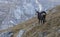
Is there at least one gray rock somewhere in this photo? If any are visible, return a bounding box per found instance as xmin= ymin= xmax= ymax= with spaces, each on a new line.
xmin=17 ymin=29 xmax=25 ymax=37
xmin=0 ymin=31 xmax=13 ymax=37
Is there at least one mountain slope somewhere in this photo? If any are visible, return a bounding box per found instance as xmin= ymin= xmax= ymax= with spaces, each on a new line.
xmin=0 ymin=5 xmax=60 ymax=37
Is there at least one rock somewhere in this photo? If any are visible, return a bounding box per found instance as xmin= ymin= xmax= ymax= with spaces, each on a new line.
xmin=0 ymin=31 xmax=13 ymax=37
xmin=17 ymin=29 xmax=25 ymax=37
xmin=38 ymin=32 xmax=44 ymax=37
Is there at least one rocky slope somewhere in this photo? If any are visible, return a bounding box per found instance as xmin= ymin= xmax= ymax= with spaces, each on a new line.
xmin=0 ymin=5 xmax=60 ymax=37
